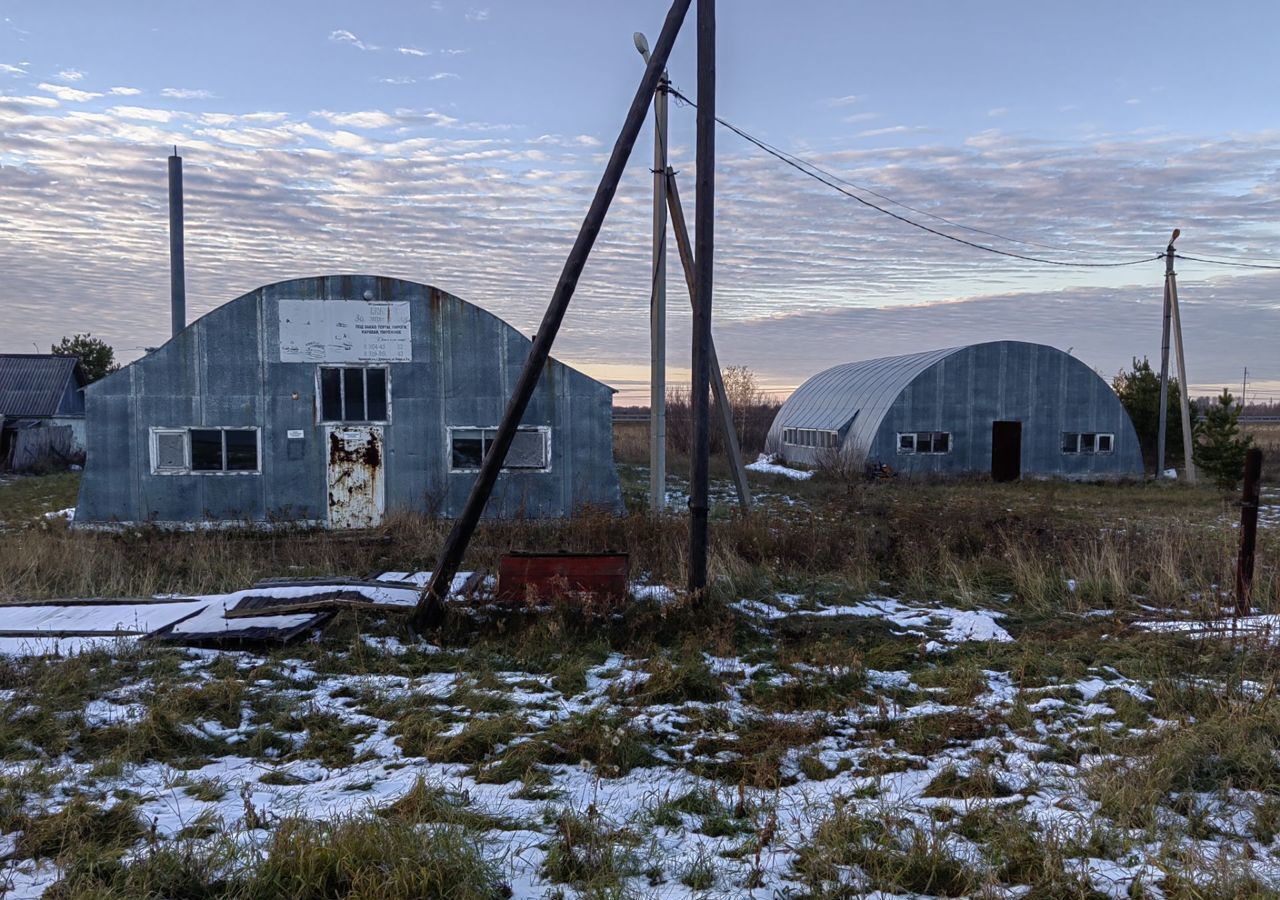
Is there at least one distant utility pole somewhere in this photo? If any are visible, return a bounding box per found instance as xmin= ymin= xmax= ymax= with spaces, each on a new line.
xmin=1157 ymin=233 xmax=1175 ymax=478
xmin=1242 ymin=366 xmax=1248 ymax=412
xmin=634 ymin=31 xmax=669 ymax=513
xmin=414 ymin=0 xmax=693 ymax=627
xmin=665 ymin=170 xmax=751 ymax=510
xmin=1158 ymin=230 xmax=1194 ymax=483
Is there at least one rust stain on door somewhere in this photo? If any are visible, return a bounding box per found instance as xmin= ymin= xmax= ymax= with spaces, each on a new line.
xmin=326 ymin=426 xmax=385 ymax=528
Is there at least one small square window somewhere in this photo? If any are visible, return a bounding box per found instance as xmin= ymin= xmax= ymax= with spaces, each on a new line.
xmin=451 ymin=431 xmax=485 ymax=469
xmin=899 ymin=433 xmax=916 ymax=453
xmin=1097 ymin=434 xmax=1114 ymax=453
xmin=1062 ymin=433 xmax=1079 ymax=454
xmin=320 ymin=369 xmax=343 ymax=421
xmin=190 ymin=429 xmax=223 ymax=471
xmin=933 ymin=432 xmax=950 ymax=453
xmin=508 ymin=429 xmax=549 ymax=469
xmin=1080 ymin=433 xmax=1097 ymax=453
xmin=224 ymin=430 xmax=258 ymax=471
xmin=365 ymin=369 xmax=388 ymax=421
xmin=155 ymin=431 xmax=187 ymax=471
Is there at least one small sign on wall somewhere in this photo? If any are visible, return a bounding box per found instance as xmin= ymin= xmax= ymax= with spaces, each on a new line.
xmin=278 ymin=300 xmax=412 ymax=363
xmin=287 ymin=429 xmax=305 ymax=440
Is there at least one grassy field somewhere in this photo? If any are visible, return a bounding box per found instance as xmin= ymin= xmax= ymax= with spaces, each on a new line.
xmin=0 ymin=461 xmax=1278 ymax=897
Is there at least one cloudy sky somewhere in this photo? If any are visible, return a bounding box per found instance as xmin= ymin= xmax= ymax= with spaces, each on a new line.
xmin=3 ymin=0 xmax=1279 ymax=403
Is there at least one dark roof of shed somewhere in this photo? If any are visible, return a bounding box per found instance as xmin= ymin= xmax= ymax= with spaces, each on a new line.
xmin=0 ymin=355 xmax=86 ymax=417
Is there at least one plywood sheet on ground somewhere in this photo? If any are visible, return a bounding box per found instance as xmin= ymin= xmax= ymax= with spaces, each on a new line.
xmin=0 ymin=601 xmax=208 ymax=636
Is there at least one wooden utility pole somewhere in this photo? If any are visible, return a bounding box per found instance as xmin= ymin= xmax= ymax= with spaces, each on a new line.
xmin=688 ymin=0 xmax=715 ymax=593
xmin=1157 ymin=236 xmax=1174 ymax=478
xmin=665 ymin=170 xmax=751 ymax=510
xmin=634 ymin=32 xmax=669 ymax=513
xmin=1236 ymin=447 xmax=1263 ymax=617
xmin=1167 ymin=244 xmax=1196 ymax=484
xmin=414 ymin=0 xmax=693 ymax=627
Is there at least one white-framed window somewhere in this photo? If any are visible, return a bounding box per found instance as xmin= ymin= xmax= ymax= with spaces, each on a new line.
xmin=1062 ymin=432 xmax=1114 ymax=455
xmin=448 ymin=426 xmax=550 ymax=472
xmin=149 ymin=427 xmax=260 ymax=475
xmin=782 ymin=427 xmax=838 ymax=449
xmin=897 ymin=431 xmax=951 ymax=454
xmin=317 ymin=366 xmax=389 ymax=423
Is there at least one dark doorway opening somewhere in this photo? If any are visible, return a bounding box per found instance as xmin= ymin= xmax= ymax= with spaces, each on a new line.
xmin=991 ymin=421 xmax=1022 ymax=482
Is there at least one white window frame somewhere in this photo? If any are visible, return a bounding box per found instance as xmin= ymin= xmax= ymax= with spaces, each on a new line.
xmin=315 ymin=365 xmax=391 ymax=425
xmin=897 ymin=431 xmax=951 ymax=454
xmin=149 ymin=426 xmax=261 ymax=475
xmin=447 ymin=425 xmax=551 ymax=473
xmin=150 ymin=428 xmax=190 ymax=474
xmin=1062 ymin=432 xmax=1115 ymax=455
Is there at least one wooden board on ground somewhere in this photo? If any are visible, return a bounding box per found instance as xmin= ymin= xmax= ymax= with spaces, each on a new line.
xmin=0 ymin=600 xmax=209 ymax=637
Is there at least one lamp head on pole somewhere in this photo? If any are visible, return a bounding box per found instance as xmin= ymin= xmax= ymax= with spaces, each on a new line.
xmin=633 ymin=31 xmax=651 ymax=63
xmin=1169 ymin=228 xmax=1180 ymax=249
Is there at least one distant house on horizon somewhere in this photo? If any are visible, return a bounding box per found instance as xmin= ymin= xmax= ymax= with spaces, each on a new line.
xmin=0 ymin=354 xmax=87 ymax=469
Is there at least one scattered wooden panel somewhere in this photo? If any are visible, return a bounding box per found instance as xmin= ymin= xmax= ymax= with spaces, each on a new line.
xmin=0 ymin=600 xmax=208 ymax=637
xmin=223 ymin=590 xmax=418 ymax=619
xmin=146 ymin=602 xmax=328 ymax=646
xmin=373 ymin=571 xmax=484 ymax=597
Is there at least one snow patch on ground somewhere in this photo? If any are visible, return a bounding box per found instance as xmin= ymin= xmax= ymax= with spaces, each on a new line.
xmin=745 ymin=454 xmax=813 ymax=481
xmin=733 ymin=593 xmax=1012 ymax=644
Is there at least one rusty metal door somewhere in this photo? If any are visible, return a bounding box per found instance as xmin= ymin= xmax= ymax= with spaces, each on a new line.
xmin=326 ymin=426 xmax=384 ymax=529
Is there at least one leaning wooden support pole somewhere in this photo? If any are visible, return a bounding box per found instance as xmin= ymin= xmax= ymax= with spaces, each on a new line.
xmin=1167 ymin=257 xmax=1196 ymax=484
xmin=688 ymin=0 xmax=716 ymax=594
xmin=666 ymin=170 xmax=751 ymax=511
xmin=1236 ymin=447 xmax=1263 ymax=617
xmin=414 ymin=0 xmax=693 ymax=627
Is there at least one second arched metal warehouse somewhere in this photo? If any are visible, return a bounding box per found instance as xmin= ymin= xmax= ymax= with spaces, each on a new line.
xmin=764 ymin=340 xmax=1144 ymax=480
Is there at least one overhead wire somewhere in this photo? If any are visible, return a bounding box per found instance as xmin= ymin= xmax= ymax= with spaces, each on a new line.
xmin=1172 ymin=253 xmax=1280 ymax=270
xmin=662 ymin=84 xmax=1168 ymax=270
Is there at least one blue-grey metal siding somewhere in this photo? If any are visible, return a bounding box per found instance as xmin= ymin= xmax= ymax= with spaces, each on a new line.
xmin=768 ymin=341 xmax=1143 ymax=479
xmin=75 ymin=275 xmax=621 ymax=525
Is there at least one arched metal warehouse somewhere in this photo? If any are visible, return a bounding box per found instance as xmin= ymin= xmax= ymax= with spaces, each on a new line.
xmin=764 ymin=340 xmax=1144 ymax=480
xmin=75 ymin=275 xmax=621 ymax=527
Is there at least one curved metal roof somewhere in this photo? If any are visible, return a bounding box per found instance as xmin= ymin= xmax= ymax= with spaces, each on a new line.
xmin=767 ymin=345 xmax=964 ymax=453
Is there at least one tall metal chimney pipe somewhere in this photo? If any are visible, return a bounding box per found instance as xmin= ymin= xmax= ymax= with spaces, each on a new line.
xmin=168 ymin=147 xmax=186 ymax=339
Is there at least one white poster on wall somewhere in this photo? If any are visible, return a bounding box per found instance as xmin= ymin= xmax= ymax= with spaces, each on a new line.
xmin=278 ymin=300 xmax=412 ymax=363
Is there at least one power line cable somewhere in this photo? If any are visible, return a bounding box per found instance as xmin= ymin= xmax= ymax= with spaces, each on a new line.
xmin=1172 ymin=253 xmax=1280 ymax=270
xmin=665 ymin=85 xmax=1161 ymax=269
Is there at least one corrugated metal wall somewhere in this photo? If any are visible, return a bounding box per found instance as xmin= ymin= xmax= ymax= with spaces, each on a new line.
xmin=76 ymin=275 xmax=621 ymax=525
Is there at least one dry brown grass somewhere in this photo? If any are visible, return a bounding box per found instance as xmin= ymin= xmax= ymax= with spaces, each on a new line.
xmin=0 ymin=468 xmax=1274 ymax=621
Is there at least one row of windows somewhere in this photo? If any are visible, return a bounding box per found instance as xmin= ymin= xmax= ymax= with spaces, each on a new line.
xmin=152 ymin=428 xmax=260 ymax=474
xmin=781 ymin=427 xmax=839 ymax=449
xmin=1062 ymin=432 xmax=1114 ymax=454
xmin=895 ymin=431 xmax=1115 ymax=455
xmin=150 ymin=426 xmax=552 ymax=475
xmin=898 ymin=431 xmax=951 ymax=454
